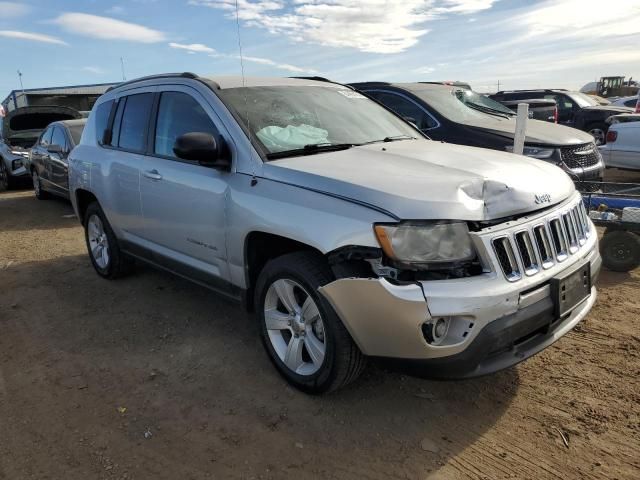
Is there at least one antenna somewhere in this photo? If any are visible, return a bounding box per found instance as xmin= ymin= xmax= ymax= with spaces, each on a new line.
xmin=234 ymin=0 xmax=258 ymax=181
xmin=234 ymin=0 xmax=246 ymax=87
xmin=120 ymin=57 xmax=127 ymax=81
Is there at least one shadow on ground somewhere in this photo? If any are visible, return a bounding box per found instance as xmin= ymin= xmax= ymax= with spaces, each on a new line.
xmin=0 ymin=253 xmax=520 ymax=479
xmin=0 ymin=189 xmax=76 ymax=232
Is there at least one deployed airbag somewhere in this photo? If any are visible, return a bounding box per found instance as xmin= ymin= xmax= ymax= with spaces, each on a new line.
xmin=256 ymin=124 xmax=329 ymax=152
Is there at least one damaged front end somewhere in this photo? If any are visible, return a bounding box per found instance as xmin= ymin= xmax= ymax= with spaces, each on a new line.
xmin=320 ymin=192 xmax=601 ymax=378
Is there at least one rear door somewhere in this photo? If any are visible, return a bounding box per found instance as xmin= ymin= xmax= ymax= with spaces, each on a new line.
xmin=99 ymin=89 xmax=155 ymax=239
xmin=137 ymin=86 xmax=232 ymax=289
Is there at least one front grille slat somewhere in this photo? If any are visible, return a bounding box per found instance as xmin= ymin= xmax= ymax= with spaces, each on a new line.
xmin=560 ymin=143 xmax=600 ymax=169
xmin=533 ymin=224 xmax=554 ymax=269
xmin=549 ymin=218 xmax=568 ymax=261
xmin=492 ymin=237 xmax=521 ymax=282
xmin=515 ymin=231 xmax=539 ymax=276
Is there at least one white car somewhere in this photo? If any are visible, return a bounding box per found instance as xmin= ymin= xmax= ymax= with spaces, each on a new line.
xmin=610 ymin=96 xmax=639 ymax=109
xmin=599 ymin=114 xmax=640 ymax=170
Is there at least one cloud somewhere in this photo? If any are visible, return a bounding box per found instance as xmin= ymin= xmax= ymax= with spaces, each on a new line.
xmin=169 ymin=42 xmax=216 ymax=53
xmin=52 ymin=13 xmax=165 ymax=43
xmin=0 ymin=1 xmax=30 ymax=17
xmin=210 ymin=52 xmax=316 ymax=73
xmin=0 ymin=30 xmax=67 ymax=45
xmin=189 ymin=0 xmax=498 ymax=53
xmin=82 ymin=66 xmax=107 ymax=74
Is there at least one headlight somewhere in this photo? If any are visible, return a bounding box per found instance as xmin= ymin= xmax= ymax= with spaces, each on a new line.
xmin=374 ymin=222 xmax=475 ymax=264
xmin=12 ymin=159 xmax=23 ymax=169
xmin=505 ymin=145 xmax=555 ymax=159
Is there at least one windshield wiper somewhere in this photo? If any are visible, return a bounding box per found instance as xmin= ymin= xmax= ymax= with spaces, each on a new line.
xmin=360 ymin=135 xmax=417 ymax=145
xmin=465 ymin=102 xmax=513 ymax=119
xmin=266 ymin=143 xmax=355 ymax=160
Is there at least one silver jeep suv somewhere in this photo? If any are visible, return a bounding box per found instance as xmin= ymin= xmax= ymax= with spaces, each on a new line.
xmin=69 ymin=73 xmax=601 ymax=393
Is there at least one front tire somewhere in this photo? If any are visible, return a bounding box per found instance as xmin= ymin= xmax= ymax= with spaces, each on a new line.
xmin=83 ymin=202 xmax=134 ymax=279
xmin=255 ymin=252 xmax=366 ymax=394
xmin=32 ymin=170 xmax=51 ymax=200
xmin=587 ymin=122 xmax=608 ymax=146
xmin=0 ymin=162 xmax=8 ymax=192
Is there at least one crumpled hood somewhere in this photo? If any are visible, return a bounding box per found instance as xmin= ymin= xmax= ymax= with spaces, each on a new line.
xmin=263 ymin=139 xmax=575 ymax=221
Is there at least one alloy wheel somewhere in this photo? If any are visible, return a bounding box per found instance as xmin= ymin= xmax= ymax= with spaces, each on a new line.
xmin=32 ymin=172 xmax=40 ymax=196
xmin=87 ymin=214 xmax=110 ymax=269
xmin=264 ymin=278 xmax=326 ymax=376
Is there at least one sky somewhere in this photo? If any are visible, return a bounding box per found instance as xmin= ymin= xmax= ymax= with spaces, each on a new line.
xmin=0 ymin=0 xmax=639 ymax=99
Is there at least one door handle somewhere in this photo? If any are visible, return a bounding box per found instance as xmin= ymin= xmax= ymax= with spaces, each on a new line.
xmin=143 ymin=169 xmax=163 ymax=181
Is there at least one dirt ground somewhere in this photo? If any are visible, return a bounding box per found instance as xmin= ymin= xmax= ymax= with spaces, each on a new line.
xmin=1 ymin=172 xmax=639 ymax=480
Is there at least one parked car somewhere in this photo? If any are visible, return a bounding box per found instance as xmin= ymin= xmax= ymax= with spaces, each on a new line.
xmin=69 ymin=73 xmax=600 ymax=393
xmin=599 ymin=114 xmax=640 ymax=171
xmin=0 ymin=106 xmax=82 ymax=191
xmin=350 ymin=82 xmax=603 ymax=182
xmin=489 ymin=89 xmax=634 ymax=145
xmin=610 ymin=96 xmax=640 ymax=109
xmin=29 ymin=119 xmax=86 ymax=200
xmin=499 ymin=98 xmax=557 ymax=123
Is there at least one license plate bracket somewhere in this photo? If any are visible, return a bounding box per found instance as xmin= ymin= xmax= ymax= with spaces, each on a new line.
xmin=551 ymin=262 xmax=591 ymax=318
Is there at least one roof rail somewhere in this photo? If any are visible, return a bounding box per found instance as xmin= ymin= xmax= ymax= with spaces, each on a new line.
xmin=494 ymin=88 xmax=570 ymax=95
xmin=349 ymin=81 xmax=392 ymax=87
xmin=105 ymin=72 xmax=199 ymax=92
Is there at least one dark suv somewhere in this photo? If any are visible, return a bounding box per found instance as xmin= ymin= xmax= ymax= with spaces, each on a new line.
xmin=351 ymin=82 xmax=604 ymax=182
xmin=489 ymin=89 xmax=634 ymax=145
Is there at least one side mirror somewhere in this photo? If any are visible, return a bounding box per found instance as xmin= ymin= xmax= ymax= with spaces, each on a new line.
xmin=47 ymin=144 xmax=63 ymax=154
xmin=173 ymin=132 xmax=230 ymax=170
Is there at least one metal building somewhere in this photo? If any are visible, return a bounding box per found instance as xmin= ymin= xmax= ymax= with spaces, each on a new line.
xmin=1 ymin=82 xmax=119 ymax=114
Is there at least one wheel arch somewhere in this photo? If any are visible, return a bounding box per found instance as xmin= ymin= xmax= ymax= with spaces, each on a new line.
xmin=243 ymin=231 xmax=325 ymax=311
xmin=75 ymin=189 xmax=99 ymax=224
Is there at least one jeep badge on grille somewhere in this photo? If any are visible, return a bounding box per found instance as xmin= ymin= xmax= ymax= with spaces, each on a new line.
xmin=535 ymin=194 xmax=552 ymax=204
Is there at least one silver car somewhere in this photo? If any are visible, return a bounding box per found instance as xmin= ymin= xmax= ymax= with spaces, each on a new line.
xmin=69 ymin=74 xmax=601 ymax=393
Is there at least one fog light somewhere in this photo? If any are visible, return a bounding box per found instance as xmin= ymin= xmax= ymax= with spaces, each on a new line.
xmin=422 ymin=317 xmax=451 ymax=346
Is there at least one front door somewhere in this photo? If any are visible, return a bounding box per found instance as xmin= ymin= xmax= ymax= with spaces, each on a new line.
xmin=138 ymin=87 xmax=232 ymax=288
xmin=48 ymin=126 xmax=70 ymax=196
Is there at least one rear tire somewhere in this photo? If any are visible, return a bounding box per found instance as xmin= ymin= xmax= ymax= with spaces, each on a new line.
xmin=255 ymin=252 xmax=366 ymax=394
xmin=83 ymin=202 xmax=134 ymax=279
xmin=600 ymin=230 xmax=640 ymax=272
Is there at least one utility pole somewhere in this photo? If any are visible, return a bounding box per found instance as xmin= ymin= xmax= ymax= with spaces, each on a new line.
xmin=120 ymin=57 xmax=126 ymax=81
xmin=497 ymin=79 xmax=500 ymax=92
xmin=17 ymin=70 xmax=24 ymax=93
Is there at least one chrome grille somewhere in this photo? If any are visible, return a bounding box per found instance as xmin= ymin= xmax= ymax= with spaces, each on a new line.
xmin=490 ymin=198 xmax=591 ymax=282
xmin=560 ymin=143 xmax=600 ymax=169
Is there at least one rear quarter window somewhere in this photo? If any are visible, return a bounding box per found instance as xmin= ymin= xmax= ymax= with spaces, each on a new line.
xmin=94 ymin=100 xmax=114 ymax=145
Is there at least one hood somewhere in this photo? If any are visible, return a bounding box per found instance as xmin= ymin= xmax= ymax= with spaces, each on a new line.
xmin=263 ymin=139 xmax=575 ymax=221
xmin=582 ymin=105 xmax=634 ymax=114
xmin=2 ymin=105 xmax=81 ymax=148
xmin=464 ymin=116 xmax=593 ymax=146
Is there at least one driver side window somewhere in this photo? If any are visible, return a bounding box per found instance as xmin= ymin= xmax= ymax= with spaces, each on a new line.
xmin=154 ymin=91 xmax=218 ymax=159
xmin=40 ymin=127 xmax=53 ymax=147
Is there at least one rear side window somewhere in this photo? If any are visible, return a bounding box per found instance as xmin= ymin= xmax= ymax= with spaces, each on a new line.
xmin=118 ymin=93 xmax=154 ymax=152
xmin=154 ymin=92 xmax=218 ymax=158
xmin=94 ymin=100 xmax=114 ymax=144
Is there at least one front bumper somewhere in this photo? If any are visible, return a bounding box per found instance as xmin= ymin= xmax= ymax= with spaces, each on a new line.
xmin=319 ymin=194 xmax=601 ymax=378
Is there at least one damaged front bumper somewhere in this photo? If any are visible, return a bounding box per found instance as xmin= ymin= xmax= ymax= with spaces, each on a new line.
xmin=320 ymin=194 xmax=601 ymax=378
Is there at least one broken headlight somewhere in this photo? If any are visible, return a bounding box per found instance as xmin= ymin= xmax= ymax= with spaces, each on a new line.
xmin=373 ymin=222 xmax=475 ymax=264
